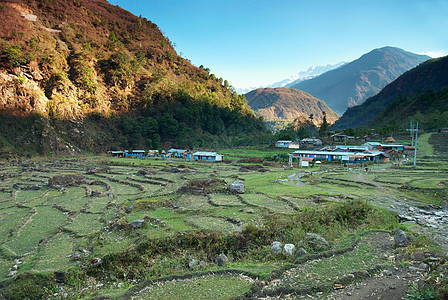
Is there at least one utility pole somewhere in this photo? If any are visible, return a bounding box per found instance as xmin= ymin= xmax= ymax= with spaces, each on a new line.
xmin=407 ymin=120 xmax=415 ymax=146
xmin=414 ymin=122 xmax=419 ymax=167
xmin=406 ymin=120 xmax=419 ymax=167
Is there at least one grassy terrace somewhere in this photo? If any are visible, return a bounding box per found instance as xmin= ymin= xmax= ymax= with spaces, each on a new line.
xmin=0 ymin=133 xmax=447 ymax=298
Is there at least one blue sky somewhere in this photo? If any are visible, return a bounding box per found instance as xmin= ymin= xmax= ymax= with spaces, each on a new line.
xmin=111 ymin=0 xmax=448 ymax=90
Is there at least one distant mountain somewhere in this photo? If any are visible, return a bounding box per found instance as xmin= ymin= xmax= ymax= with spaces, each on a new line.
xmin=245 ymin=88 xmax=339 ymax=131
xmin=333 ymin=56 xmax=448 ymax=129
xmin=269 ymin=62 xmax=346 ymax=88
xmin=291 ymin=47 xmax=431 ymax=115
xmin=236 ymin=62 xmax=345 ymax=95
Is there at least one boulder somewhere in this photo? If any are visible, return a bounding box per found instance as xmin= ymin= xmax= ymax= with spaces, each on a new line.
xmin=24 ymin=184 xmax=41 ymax=190
xmin=215 ymin=254 xmax=229 ymax=267
xmin=304 ymin=233 xmax=330 ymax=251
xmin=86 ymin=166 xmax=110 ymax=175
xmin=12 ymin=183 xmax=21 ymax=190
xmin=229 ymin=181 xmax=245 ymax=194
xmin=137 ymin=168 xmax=158 ymax=176
xmin=295 ymin=248 xmax=308 ymax=258
xmin=283 ymin=244 xmax=296 ymax=256
xmin=394 ymin=230 xmax=409 ymax=246
xmin=130 ymin=220 xmax=145 ymax=229
xmin=48 ymin=174 xmax=85 ymax=188
xmin=271 ymin=241 xmax=283 ymax=255
xmin=90 ymin=190 xmax=102 ymax=197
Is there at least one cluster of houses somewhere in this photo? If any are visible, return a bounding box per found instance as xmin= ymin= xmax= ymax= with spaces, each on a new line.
xmin=110 ymin=149 xmax=224 ymax=162
xmin=287 ymin=138 xmax=413 ymax=167
xmin=109 ymin=136 xmax=410 ymax=167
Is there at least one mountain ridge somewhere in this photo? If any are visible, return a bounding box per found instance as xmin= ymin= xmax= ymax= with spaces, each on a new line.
xmin=291 ymin=46 xmax=431 ymax=114
xmin=245 ymin=87 xmax=339 ymax=131
xmin=333 ymin=55 xmax=448 ymax=129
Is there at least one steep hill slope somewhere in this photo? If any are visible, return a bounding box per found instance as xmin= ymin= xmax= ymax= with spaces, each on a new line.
xmin=333 ymin=56 xmax=448 ymax=129
xmin=0 ymin=0 xmax=268 ymax=156
xmin=245 ymin=88 xmax=339 ymax=131
xmin=291 ymin=47 xmax=430 ymax=114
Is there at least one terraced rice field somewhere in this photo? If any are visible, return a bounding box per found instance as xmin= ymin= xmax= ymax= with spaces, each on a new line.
xmin=0 ymin=133 xmax=447 ymax=298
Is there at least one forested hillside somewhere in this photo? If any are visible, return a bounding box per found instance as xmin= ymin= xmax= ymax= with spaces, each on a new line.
xmin=245 ymin=88 xmax=338 ymax=131
xmin=0 ymin=0 xmax=269 ymax=157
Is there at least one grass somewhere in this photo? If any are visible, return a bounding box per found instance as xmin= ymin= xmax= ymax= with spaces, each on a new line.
xmin=209 ymin=194 xmax=243 ymax=206
xmin=185 ymin=216 xmax=236 ymax=232
xmin=29 ymin=233 xmax=73 ymax=272
xmin=64 ymin=212 xmax=104 ymax=236
xmin=417 ymin=133 xmax=434 ymax=156
xmin=277 ymin=233 xmax=393 ymax=290
xmin=0 ymin=139 xmax=447 ymax=298
xmin=136 ymin=274 xmax=254 ymax=299
xmin=4 ymin=206 xmax=67 ymax=257
xmin=240 ymin=193 xmax=295 ymax=214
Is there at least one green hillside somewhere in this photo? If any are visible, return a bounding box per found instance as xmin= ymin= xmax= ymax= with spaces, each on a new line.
xmin=0 ymin=0 xmax=270 ymax=156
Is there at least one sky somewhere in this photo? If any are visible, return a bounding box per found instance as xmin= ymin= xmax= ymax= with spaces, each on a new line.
xmin=111 ymin=0 xmax=448 ymax=90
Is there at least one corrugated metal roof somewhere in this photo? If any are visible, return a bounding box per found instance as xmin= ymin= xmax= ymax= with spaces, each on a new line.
xmin=292 ymin=150 xmax=357 ymax=156
xmin=193 ymin=152 xmax=222 ymax=156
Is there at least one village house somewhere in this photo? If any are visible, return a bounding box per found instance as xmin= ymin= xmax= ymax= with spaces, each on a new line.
xmin=276 ymin=140 xmax=293 ymax=148
xmin=126 ymin=150 xmax=146 ymax=157
xmin=331 ymin=134 xmax=355 ymax=143
xmin=334 ymin=145 xmax=369 ymax=153
xmin=168 ymin=149 xmax=192 ymax=159
xmin=301 ymin=138 xmax=323 ymax=146
xmin=288 ymin=141 xmax=301 ymax=149
xmin=193 ymin=152 xmax=223 ymax=162
xmin=146 ymin=150 xmax=159 ymax=157
xmin=290 ymin=149 xmax=387 ymax=164
xmin=363 ymin=142 xmax=382 ymax=150
xmin=110 ymin=150 xmax=125 ymax=157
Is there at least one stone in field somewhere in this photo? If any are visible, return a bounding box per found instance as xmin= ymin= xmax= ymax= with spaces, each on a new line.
xmin=48 ymin=174 xmax=85 ymax=188
xmin=215 ymin=254 xmax=229 ymax=267
xmin=394 ymin=229 xmax=409 ymax=246
xmin=283 ymin=244 xmax=296 ymax=256
xmin=271 ymin=241 xmax=283 ymax=255
xmin=304 ymin=233 xmax=330 ymax=251
xmin=130 ymin=220 xmax=145 ymax=229
xmin=229 ymin=181 xmax=245 ymax=194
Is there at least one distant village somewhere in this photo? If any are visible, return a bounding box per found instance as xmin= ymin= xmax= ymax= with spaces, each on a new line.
xmin=110 ymin=132 xmax=413 ymax=169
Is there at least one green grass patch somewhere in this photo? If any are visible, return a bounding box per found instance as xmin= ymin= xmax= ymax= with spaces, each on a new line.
xmin=417 ymin=133 xmax=434 ymax=156
xmin=29 ymin=233 xmax=73 ymax=272
xmin=185 ymin=216 xmax=236 ymax=232
xmin=0 ymin=207 xmax=29 ymax=244
xmin=175 ymin=195 xmax=214 ymax=211
xmin=149 ymin=208 xmax=194 ymax=232
xmin=209 ymin=194 xmax=243 ymax=206
xmin=4 ymin=206 xmax=67 ymax=256
xmin=64 ymin=212 xmax=103 ymax=236
xmin=136 ymin=274 xmax=254 ymax=299
xmin=240 ymin=193 xmax=295 ymax=214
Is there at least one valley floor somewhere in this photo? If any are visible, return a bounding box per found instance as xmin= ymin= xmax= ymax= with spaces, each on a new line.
xmin=0 ymin=133 xmax=447 ymax=299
